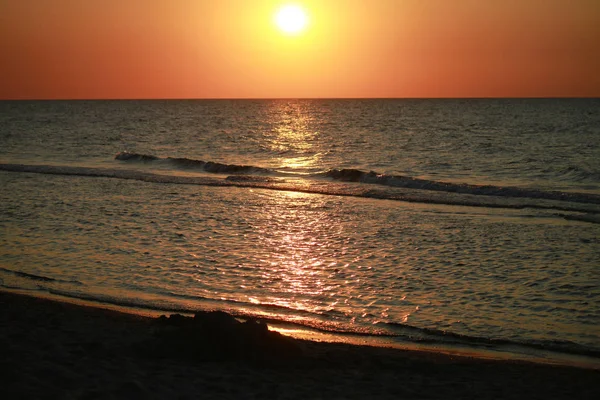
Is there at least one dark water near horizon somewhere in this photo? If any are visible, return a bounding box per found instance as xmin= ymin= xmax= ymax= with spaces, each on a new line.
xmin=1 ymin=99 xmax=599 ymax=365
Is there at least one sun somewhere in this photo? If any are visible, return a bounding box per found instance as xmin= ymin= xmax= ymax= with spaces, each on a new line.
xmin=275 ymin=5 xmax=308 ymax=35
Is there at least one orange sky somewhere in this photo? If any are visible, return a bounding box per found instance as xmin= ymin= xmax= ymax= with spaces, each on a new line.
xmin=1 ymin=0 xmax=598 ymax=99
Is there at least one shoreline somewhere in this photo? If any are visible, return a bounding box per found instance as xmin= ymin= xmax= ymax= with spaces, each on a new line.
xmin=2 ymin=290 xmax=599 ymax=399
xmin=3 ymin=287 xmax=598 ymax=370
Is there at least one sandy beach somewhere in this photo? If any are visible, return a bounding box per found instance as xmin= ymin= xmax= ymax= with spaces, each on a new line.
xmin=1 ymin=291 xmax=599 ymax=399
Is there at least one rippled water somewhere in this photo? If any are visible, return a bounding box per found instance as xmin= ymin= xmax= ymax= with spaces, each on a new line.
xmin=2 ymin=99 xmax=599 ymax=191
xmin=1 ymin=99 xmax=599 ymax=363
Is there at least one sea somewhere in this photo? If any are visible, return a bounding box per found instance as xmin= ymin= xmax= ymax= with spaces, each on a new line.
xmin=1 ymin=99 xmax=599 ymax=367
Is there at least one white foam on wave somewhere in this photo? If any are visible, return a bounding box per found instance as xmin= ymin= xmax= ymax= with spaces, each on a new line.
xmin=2 ymin=162 xmax=600 ymax=219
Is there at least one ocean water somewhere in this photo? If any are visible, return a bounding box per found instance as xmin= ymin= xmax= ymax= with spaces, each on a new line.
xmin=1 ymin=99 xmax=599 ymax=365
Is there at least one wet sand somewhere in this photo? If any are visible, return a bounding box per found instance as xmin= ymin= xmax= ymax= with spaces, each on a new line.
xmin=1 ymin=291 xmax=599 ymax=399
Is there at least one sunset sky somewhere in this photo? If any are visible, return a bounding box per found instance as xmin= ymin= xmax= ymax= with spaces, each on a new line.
xmin=1 ymin=0 xmax=598 ymax=99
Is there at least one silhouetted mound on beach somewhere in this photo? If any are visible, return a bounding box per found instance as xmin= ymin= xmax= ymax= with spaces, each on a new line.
xmin=146 ymin=311 xmax=302 ymax=362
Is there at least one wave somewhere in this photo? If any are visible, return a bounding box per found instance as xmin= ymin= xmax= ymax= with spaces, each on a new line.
xmin=557 ymin=165 xmax=600 ymax=183
xmin=2 ymin=161 xmax=600 ymax=217
xmin=0 ymin=267 xmax=83 ymax=286
xmin=37 ymin=286 xmax=389 ymax=337
xmin=115 ymin=151 xmax=271 ymax=175
xmin=10 ymin=282 xmax=600 ymax=361
xmin=115 ymin=152 xmax=600 ymax=205
xmin=378 ymin=321 xmax=600 ymax=359
xmin=559 ymin=213 xmax=600 ymax=224
xmin=321 ymin=168 xmax=600 ymax=205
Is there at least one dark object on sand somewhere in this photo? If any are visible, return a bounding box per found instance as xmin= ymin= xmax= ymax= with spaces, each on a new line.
xmin=147 ymin=311 xmax=303 ymax=362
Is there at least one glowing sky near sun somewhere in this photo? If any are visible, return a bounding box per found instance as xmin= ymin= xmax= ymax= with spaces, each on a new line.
xmin=275 ymin=4 xmax=308 ymax=34
xmin=0 ymin=0 xmax=598 ymax=99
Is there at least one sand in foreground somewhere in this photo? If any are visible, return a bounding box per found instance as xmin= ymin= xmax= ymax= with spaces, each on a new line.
xmin=1 ymin=291 xmax=599 ymax=399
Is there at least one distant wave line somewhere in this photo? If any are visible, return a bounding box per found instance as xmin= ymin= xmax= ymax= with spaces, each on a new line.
xmin=114 ymin=151 xmax=600 ymax=206
xmin=2 ymin=162 xmax=600 ymax=217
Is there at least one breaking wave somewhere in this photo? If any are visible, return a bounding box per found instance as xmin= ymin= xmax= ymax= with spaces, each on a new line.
xmin=2 ymin=158 xmax=600 ymax=218
xmin=321 ymin=168 xmax=600 ymax=205
xmin=115 ymin=151 xmax=271 ymax=174
xmin=114 ymin=152 xmax=600 ymax=205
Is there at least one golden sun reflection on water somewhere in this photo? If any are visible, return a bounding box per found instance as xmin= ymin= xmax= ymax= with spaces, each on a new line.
xmin=264 ymin=101 xmax=325 ymax=172
xmin=250 ymin=189 xmax=346 ymax=315
xmin=260 ymin=102 xmax=337 ymax=310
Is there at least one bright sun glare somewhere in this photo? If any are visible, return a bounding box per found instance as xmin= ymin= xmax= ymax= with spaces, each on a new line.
xmin=275 ymin=4 xmax=308 ymax=34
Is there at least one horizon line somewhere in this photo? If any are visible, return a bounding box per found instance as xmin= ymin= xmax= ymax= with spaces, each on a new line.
xmin=1 ymin=95 xmax=599 ymax=101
